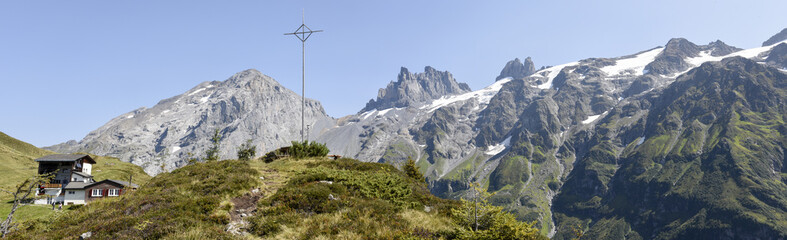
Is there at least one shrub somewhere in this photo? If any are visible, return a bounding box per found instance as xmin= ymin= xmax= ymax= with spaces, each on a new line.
xmin=204 ymin=128 xmax=222 ymax=161
xmin=288 ymin=140 xmax=329 ymax=158
xmin=236 ymin=139 xmax=256 ymax=161
xmin=261 ymin=149 xmax=284 ymax=163
xmin=247 ymin=210 xmax=298 ymax=237
xmin=547 ymin=180 xmax=559 ymax=191
xmin=309 ymin=157 xmax=398 ymax=172
xmin=403 ymin=157 xmax=425 ymax=183
xmin=270 ymin=181 xmax=347 ymax=214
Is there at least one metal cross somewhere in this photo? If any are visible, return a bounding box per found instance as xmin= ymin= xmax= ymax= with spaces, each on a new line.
xmin=284 ymin=11 xmax=322 ymax=142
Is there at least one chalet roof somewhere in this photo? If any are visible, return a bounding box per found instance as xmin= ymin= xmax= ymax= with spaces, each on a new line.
xmin=106 ymin=180 xmax=139 ymax=188
xmin=64 ymin=179 xmax=139 ymax=189
xmin=35 ymin=154 xmax=96 ymax=164
xmin=72 ymin=171 xmax=93 ymax=178
xmin=64 ymin=182 xmax=91 ymax=190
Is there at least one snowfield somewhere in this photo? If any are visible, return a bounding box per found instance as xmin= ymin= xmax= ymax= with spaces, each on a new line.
xmin=600 ymin=47 xmax=664 ymax=76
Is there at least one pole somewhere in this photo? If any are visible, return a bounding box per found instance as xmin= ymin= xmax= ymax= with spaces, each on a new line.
xmin=301 ymin=10 xmax=305 ymax=142
xmin=302 ymin=40 xmax=305 ymax=142
xmin=284 ymin=11 xmax=322 ymax=143
xmin=473 ymin=159 xmax=478 ymax=231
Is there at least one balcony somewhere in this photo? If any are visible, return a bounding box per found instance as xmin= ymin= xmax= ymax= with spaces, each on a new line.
xmin=42 ymin=183 xmax=62 ymax=189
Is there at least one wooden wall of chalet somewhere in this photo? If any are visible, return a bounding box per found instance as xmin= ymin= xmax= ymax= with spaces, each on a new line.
xmin=85 ymin=182 xmax=126 ymax=202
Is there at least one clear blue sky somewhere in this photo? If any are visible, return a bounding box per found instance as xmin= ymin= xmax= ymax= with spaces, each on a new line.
xmin=2 ymin=1 xmax=786 ymax=147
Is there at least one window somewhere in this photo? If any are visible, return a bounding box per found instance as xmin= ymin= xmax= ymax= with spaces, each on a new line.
xmin=91 ymin=189 xmax=102 ymax=197
xmin=108 ymin=189 xmax=120 ymax=196
xmin=68 ymin=191 xmax=75 ymax=195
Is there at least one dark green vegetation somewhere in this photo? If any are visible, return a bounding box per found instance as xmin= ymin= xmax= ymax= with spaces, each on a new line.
xmin=404 ymin=157 xmax=426 ymax=183
xmin=236 ymin=139 xmax=257 ymax=161
xmin=248 ymin=158 xmax=458 ymax=238
xmin=287 ymin=140 xmax=329 ymax=158
xmin=553 ymin=57 xmax=787 ymax=239
xmin=205 ymin=128 xmax=223 ymax=161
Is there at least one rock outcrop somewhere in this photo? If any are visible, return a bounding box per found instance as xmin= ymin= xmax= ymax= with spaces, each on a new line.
xmin=360 ymin=66 xmax=471 ymax=112
xmin=496 ymin=57 xmax=536 ymax=80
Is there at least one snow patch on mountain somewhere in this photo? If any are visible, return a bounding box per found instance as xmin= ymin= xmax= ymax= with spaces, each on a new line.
xmin=485 ymin=136 xmax=511 ymax=155
xmin=601 ymin=47 xmax=663 ymax=76
xmin=377 ymin=107 xmax=400 ymax=116
xmin=188 ymin=85 xmax=214 ymax=96
xmin=360 ymin=110 xmax=377 ymax=120
xmin=672 ymin=39 xmax=787 ymax=77
xmin=582 ymin=111 xmax=608 ymax=124
xmin=534 ymin=62 xmax=579 ymax=89
xmin=421 ymin=77 xmax=512 ymax=113
xmin=636 ymin=137 xmax=645 ymax=146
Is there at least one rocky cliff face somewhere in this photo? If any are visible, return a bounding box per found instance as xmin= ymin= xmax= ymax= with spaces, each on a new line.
xmin=496 ymin=57 xmax=536 ymax=80
xmin=763 ymin=28 xmax=787 ymax=47
xmin=360 ymin=66 xmax=471 ymax=112
xmin=766 ymin=43 xmax=787 ymax=69
xmin=47 ymin=69 xmax=335 ymax=175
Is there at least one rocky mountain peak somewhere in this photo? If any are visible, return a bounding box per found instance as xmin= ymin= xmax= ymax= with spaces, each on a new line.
xmin=762 ymin=28 xmax=787 ymax=47
xmin=222 ymin=68 xmax=276 ymax=89
xmin=644 ymin=38 xmax=700 ymax=75
xmin=361 ymin=66 xmax=471 ymax=112
xmin=496 ymin=57 xmax=536 ymax=81
xmin=664 ymin=38 xmax=701 ymax=58
xmin=706 ymin=39 xmax=742 ymax=56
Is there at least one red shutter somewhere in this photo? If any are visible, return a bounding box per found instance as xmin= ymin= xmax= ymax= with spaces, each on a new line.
xmin=119 ymin=189 xmax=123 ymax=195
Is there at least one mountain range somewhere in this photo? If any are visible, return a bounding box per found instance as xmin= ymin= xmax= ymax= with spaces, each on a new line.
xmin=47 ymin=28 xmax=787 ymax=239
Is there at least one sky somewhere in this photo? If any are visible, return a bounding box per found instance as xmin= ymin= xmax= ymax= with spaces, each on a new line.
xmin=1 ymin=1 xmax=786 ymax=147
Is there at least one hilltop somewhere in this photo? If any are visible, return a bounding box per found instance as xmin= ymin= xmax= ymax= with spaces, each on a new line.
xmin=7 ymin=155 xmax=546 ymax=239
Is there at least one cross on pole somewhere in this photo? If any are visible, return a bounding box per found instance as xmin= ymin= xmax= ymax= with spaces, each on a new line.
xmin=284 ymin=11 xmax=322 ymax=142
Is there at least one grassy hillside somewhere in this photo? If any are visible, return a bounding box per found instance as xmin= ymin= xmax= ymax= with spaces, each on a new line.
xmin=7 ymin=156 xmax=545 ymax=239
xmin=0 ymin=131 xmax=151 ymax=223
xmin=0 ymin=131 xmax=53 ymax=192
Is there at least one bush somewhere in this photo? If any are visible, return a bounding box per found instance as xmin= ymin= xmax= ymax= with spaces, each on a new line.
xmin=236 ymin=139 xmax=256 ymax=161
xmin=288 ymin=140 xmax=329 ymax=158
xmin=247 ymin=209 xmax=298 ymax=237
xmin=547 ymin=180 xmax=559 ymax=191
xmin=309 ymin=157 xmax=398 ymax=172
xmin=261 ymin=149 xmax=284 ymax=163
xmin=403 ymin=157 xmax=425 ymax=183
xmin=270 ymin=181 xmax=347 ymax=214
xmin=204 ymin=128 xmax=222 ymax=161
